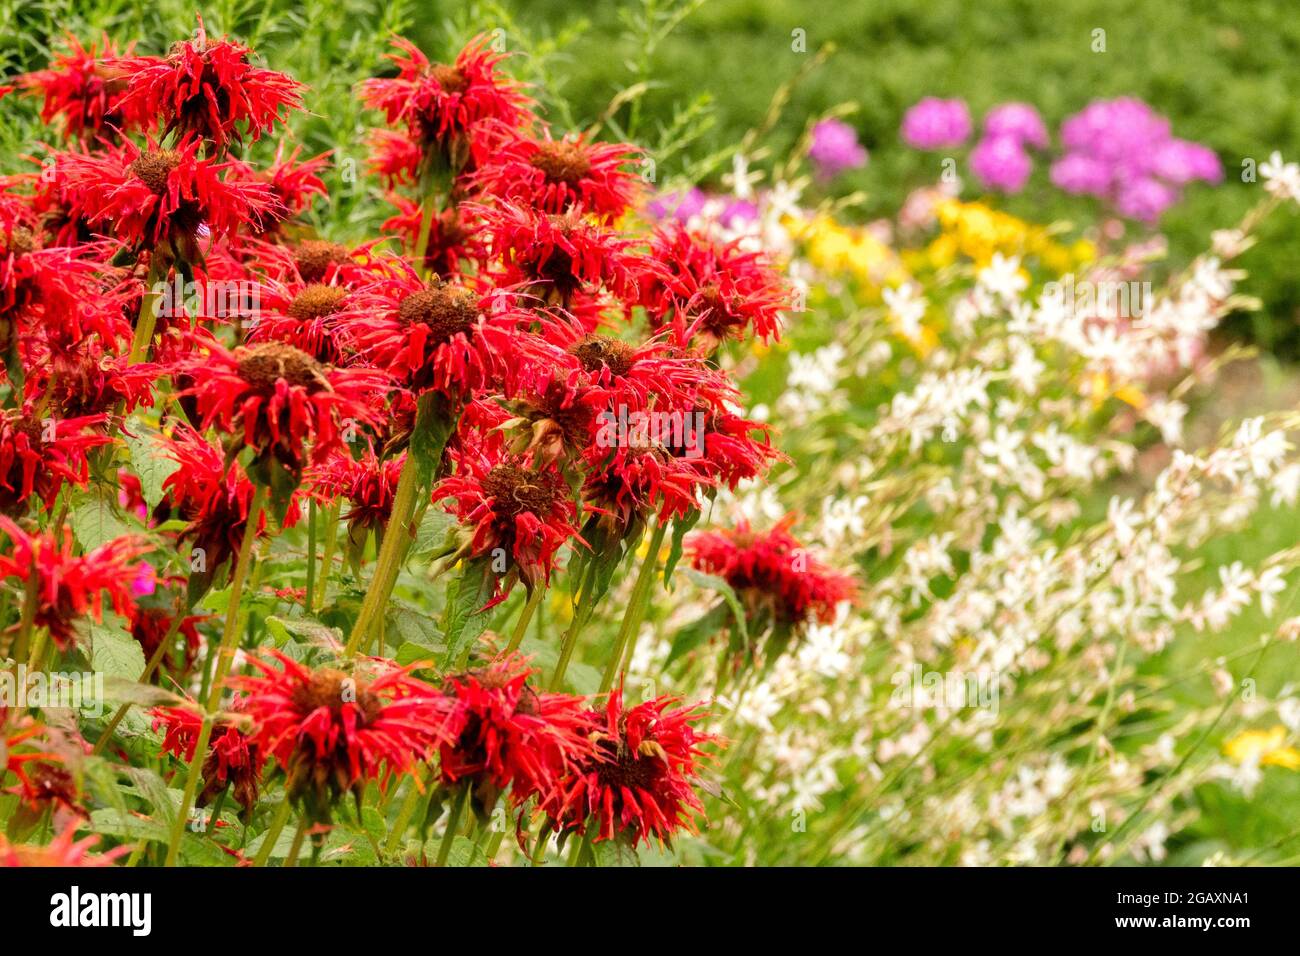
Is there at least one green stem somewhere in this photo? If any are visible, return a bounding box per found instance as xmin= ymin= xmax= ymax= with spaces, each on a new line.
xmin=128 ymin=255 xmax=167 ymax=365
xmin=315 ymin=502 xmax=341 ymax=612
xmin=204 ymin=485 xmax=267 ymax=712
xmin=162 ymin=715 xmax=214 ymax=867
xmin=549 ymin=557 xmax=597 ymax=691
xmin=305 ymin=498 xmax=317 ymax=612
xmin=345 ymin=456 xmax=420 ymax=657
xmin=505 ymin=585 xmax=544 ymax=654
xmin=600 ymin=521 xmax=668 ymax=695
xmin=434 ymin=784 xmax=469 ymax=867
xmin=383 ymin=769 xmax=427 ymax=857
xmin=25 ymin=627 xmax=49 ymax=673
xmin=284 ymin=816 xmax=309 ymax=868
xmin=252 ymin=798 xmax=293 ymax=867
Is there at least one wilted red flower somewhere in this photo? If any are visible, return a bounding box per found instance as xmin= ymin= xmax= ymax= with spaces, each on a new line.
xmin=544 ymin=690 xmax=717 ymax=849
xmin=0 ymin=408 xmax=111 ymax=513
xmin=360 ymin=35 xmax=532 ymax=171
xmin=152 ymin=704 xmax=263 ymax=814
xmin=335 ymin=262 xmax=533 ymax=398
xmin=3 ymin=720 xmax=79 ymax=813
xmin=0 ymin=518 xmax=153 ymax=652
xmin=687 ymin=517 xmax=858 ymax=628
xmin=583 ymin=445 xmax=712 ymax=530
xmin=437 ymin=449 xmax=583 ymax=591
xmin=0 ymin=822 xmax=128 ymax=867
xmin=478 ymin=202 xmax=639 ymax=307
xmin=639 ymin=223 xmax=788 ymax=349
xmin=57 ymin=136 xmax=279 ymax=259
xmin=472 ymin=131 xmax=642 ymax=222
xmin=438 ymin=654 xmax=594 ymax=812
xmin=9 ymin=34 xmax=139 ymax=141
xmin=129 ymin=602 xmax=204 ymax=682
xmin=231 ymin=652 xmax=452 ymax=822
xmin=174 ymin=336 xmax=387 ymax=490
xmin=506 ymin=374 xmax=609 ymax=466
xmin=113 ymin=19 xmax=303 ymax=146
xmin=24 ymin=346 xmax=157 ymax=419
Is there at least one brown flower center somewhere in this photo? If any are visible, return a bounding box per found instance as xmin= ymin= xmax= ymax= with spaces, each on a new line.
xmin=129 ymin=150 xmax=180 ymax=195
xmin=290 ymin=668 xmax=382 ymax=724
xmin=431 ymin=64 xmax=470 ymax=94
xmin=1 ymin=227 xmax=35 ymax=257
xmin=594 ymin=736 xmax=662 ymax=792
xmin=570 ymin=334 xmax=636 ymax=378
xmin=294 ymin=240 xmax=350 ymax=282
xmin=529 ymin=141 xmax=591 ymax=185
xmin=481 ymin=462 xmax=563 ymax=518
xmin=237 ymin=342 xmax=327 ymax=391
xmin=287 ymin=284 xmax=347 ymax=321
xmin=396 ymin=283 xmax=479 ymax=343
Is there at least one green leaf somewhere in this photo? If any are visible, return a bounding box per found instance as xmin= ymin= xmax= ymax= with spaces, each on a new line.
xmin=90 ymin=615 xmax=146 ymax=680
xmin=264 ymin=615 xmax=343 ymax=649
xmin=663 ymin=508 xmax=702 ymax=588
xmin=410 ymin=508 xmax=458 ymax=558
xmin=409 ymin=392 xmax=458 ymax=487
xmin=665 ymin=602 xmax=730 ymax=667
xmin=443 ymin=835 xmax=490 ymax=867
xmin=124 ymin=427 xmax=179 ymax=510
xmin=592 ymin=838 xmax=640 ymax=867
xmin=439 ymin=558 xmax=496 ymax=669
xmin=71 ymin=492 xmax=137 ymax=552
xmin=683 ymin=569 xmax=749 ymax=651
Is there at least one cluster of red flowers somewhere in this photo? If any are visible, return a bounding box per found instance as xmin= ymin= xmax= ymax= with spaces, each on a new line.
xmin=0 ymin=20 xmax=803 ymax=864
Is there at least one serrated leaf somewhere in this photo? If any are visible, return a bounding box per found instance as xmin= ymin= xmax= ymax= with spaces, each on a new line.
xmin=124 ymin=427 xmax=179 ymax=510
xmin=90 ymin=615 xmax=146 ymax=679
xmin=592 ymin=838 xmax=640 ymax=867
xmin=439 ymin=557 xmax=496 ymax=668
xmin=71 ymin=493 xmax=137 ymax=552
xmin=444 ymin=835 xmax=490 ymax=867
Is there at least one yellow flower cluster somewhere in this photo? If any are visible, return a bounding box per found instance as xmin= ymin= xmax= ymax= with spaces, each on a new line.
xmin=1223 ymin=726 xmax=1300 ymax=770
xmin=790 ymin=213 xmax=910 ymax=299
xmin=910 ymin=199 xmax=1094 ymax=274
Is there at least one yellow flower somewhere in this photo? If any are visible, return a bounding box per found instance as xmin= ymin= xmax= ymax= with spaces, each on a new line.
xmin=1223 ymin=726 xmax=1300 ymax=770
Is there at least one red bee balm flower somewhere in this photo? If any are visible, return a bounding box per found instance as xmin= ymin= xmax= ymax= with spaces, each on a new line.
xmin=11 ymin=34 xmax=139 ymax=141
xmin=0 ymin=823 xmax=128 ymax=867
xmin=152 ymin=705 xmax=263 ymax=814
xmin=0 ymin=409 xmax=111 ymax=513
xmin=544 ymin=690 xmax=718 ymax=849
xmin=175 ymin=337 xmax=387 ymax=491
xmin=231 ymin=653 xmax=452 ymax=821
xmin=687 ymin=517 xmax=858 ymax=627
xmin=57 ymin=137 xmax=279 ymax=258
xmin=472 ymin=132 xmax=643 ymax=222
xmin=360 ymin=35 xmax=532 ymax=171
xmin=438 ymin=654 xmax=595 ymax=811
xmin=0 ymin=518 xmax=153 ymax=652
xmin=113 ymin=20 xmax=303 ymax=146
xmin=639 ymin=223 xmax=789 ymax=349
xmin=437 ymin=450 xmax=583 ymax=590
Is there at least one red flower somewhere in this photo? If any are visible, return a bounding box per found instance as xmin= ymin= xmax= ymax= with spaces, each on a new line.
xmin=113 ymin=19 xmax=303 ymax=146
xmin=687 ymin=517 xmax=858 ymax=627
xmin=639 ymin=223 xmax=788 ymax=348
xmin=10 ymin=34 xmax=139 ymax=141
xmin=544 ymin=690 xmax=717 ymax=849
xmin=0 ymin=822 xmax=128 ymax=867
xmin=152 ymin=704 xmax=263 ymax=814
xmin=3 ymin=720 xmax=79 ymax=813
xmin=24 ymin=346 xmax=157 ymax=419
xmin=310 ymin=447 xmax=404 ymax=561
xmin=365 ymin=129 xmax=423 ymax=188
xmin=174 ymin=335 xmax=387 ymax=488
xmin=478 ymin=201 xmax=639 ymax=307
xmin=155 ymin=425 xmax=298 ymax=590
xmin=0 ymin=408 xmax=111 ymax=513
xmin=234 ymin=141 xmax=329 ymax=232
xmin=335 ymin=261 xmax=534 ymax=398
xmin=129 ymin=603 xmax=204 ymax=682
xmin=360 ymin=35 xmax=533 ymax=171
xmin=583 ymin=445 xmax=713 ymax=529
xmin=231 ymin=652 xmax=452 ymax=821
xmin=438 ymin=449 xmax=583 ymax=591
xmin=0 ymin=518 xmax=153 ymax=652
xmin=245 ymin=276 xmax=353 ymax=365
xmin=57 ymin=136 xmax=280 ymax=257
xmin=437 ymin=654 xmax=595 ymax=810
xmin=471 ymin=131 xmax=642 ymax=222
xmin=380 ymin=194 xmax=487 ymax=279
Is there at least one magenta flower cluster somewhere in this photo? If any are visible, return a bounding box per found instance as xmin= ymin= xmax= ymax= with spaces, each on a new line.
xmin=899 ymin=94 xmax=1222 ymax=222
xmin=808 ymin=118 xmax=869 ymax=180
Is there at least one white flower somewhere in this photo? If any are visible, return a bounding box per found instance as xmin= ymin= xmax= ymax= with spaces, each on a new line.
xmin=1261 ymin=151 xmax=1300 ymax=203
xmin=883 ymin=283 xmax=928 ymax=341
xmin=977 ymin=252 xmax=1028 ymax=301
